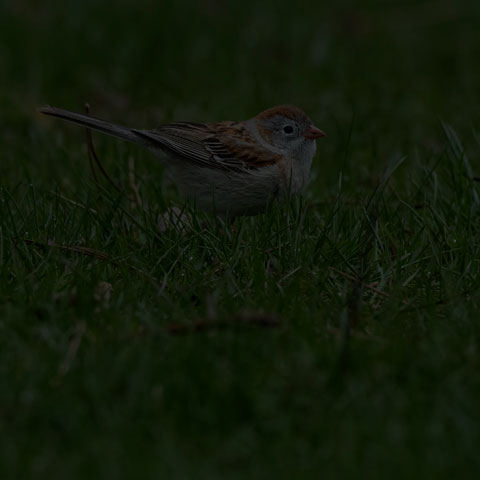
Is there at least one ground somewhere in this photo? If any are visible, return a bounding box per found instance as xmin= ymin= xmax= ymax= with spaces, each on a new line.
xmin=1 ymin=1 xmax=480 ymax=478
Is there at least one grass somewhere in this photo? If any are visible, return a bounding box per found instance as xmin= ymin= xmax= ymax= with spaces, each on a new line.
xmin=1 ymin=0 xmax=480 ymax=478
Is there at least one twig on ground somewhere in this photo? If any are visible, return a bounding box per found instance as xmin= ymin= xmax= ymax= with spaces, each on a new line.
xmin=84 ymin=102 xmax=122 ymax=193
xmin=24 ymin=238 xmax=108 ymax=260
xmin=23 ymin=238 xmax=161 ymax=288
xmin=84 ymin=103 xmax=100 ymax=187
xmin=128 ymin=156 xmax=143 ymax=210
xmin=328 ymin=266 xmax=389 ymax=297
xmin=167 ymin=311 xmax=282 ymax=335
xmin=328 ymin=266 xmax=409 ymax=306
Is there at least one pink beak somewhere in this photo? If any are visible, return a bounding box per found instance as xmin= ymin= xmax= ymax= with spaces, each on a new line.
xmin=304 ymin=125 xmax=326 ymax=140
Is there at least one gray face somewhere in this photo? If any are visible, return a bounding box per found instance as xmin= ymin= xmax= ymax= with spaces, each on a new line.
xmin=262 ymin=115 xmax=313 ymax=155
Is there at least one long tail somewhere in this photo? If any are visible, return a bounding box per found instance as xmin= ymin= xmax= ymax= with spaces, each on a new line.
xmin=39 ymin=106 xmax=149 ymax=146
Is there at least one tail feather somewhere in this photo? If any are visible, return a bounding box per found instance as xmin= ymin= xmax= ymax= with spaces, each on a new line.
xmin=39 ymin=106 xmax=149 ymax=146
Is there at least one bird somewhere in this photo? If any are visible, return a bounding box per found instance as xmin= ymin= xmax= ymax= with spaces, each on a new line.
xmin=39 ymin=104 xmax=325 ymax=217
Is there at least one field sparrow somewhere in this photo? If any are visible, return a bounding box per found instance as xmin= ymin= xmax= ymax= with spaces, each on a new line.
xmin=39 ymin=105 xmax=325 ymax=216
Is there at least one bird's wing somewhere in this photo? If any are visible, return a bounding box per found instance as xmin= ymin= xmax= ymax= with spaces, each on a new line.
xmin=132 ymin=121 xmax=280 ymax=172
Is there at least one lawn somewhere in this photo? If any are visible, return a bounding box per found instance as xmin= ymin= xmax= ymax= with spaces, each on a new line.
xmin=1 ymin=1 xmax=480 ymax=478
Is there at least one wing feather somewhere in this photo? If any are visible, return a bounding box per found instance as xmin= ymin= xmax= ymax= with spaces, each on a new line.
xmin=132 ymin=121 xmax=280 ymax=171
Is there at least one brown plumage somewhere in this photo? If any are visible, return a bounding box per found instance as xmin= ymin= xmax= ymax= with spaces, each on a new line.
xmin=39 ymin=104 xmax=325 ymax=216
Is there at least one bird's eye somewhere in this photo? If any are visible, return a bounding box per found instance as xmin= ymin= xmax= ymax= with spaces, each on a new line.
xmin=283 ymin=125 xmax=294 ymax=135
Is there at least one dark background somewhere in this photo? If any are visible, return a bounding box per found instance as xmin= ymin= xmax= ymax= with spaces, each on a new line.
xmin=2 ymin=1 xmax=480 ymax=479
xmin=2 ymin=0 xmax=480 ymax=188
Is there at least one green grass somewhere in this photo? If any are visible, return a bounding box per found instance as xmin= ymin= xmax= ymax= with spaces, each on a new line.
xmin=2 ymin=1 xmax=480 ymax=478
